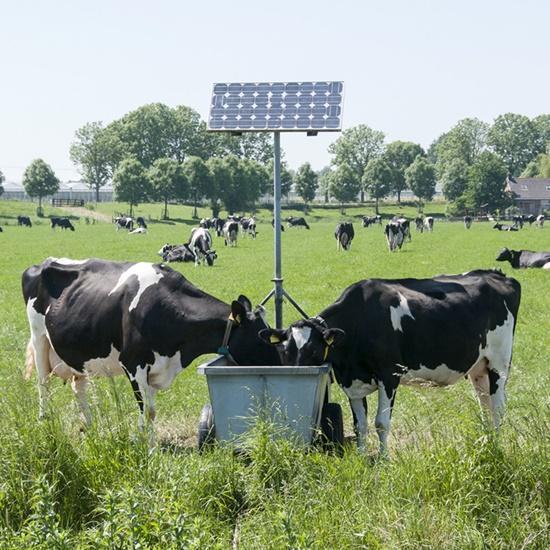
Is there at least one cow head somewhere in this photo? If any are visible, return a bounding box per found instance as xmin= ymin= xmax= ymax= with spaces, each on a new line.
xmin=227 ymin=296 xmax=282 ymax=366
xmin=259 ymin=319 xmax=345 ymax=366
xmin=496 ymin=247 xmax=512 ymax=262
xmin=205 ymin=250 xmax=217 ymax=266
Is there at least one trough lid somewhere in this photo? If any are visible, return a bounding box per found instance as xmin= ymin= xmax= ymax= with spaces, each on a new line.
xmin=197 ymin=364 xmax=331 ymax=376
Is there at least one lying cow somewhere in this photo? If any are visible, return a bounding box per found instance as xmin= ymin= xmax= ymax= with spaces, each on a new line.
xmin=287 ymin=216 xmax=310 ymax=229
xmin=18 ymin=216 xmax=32 ymax=227
xmin=493 ymin=223 xmax=518 ymax=232
xmin=114 ymin=216 xmax=134 ymax=231
xmin=223 ymin=220 xmax=238 ymax=247
xmin=23 ymin=258 xmax=280 ymax=428
xmin=189 ymin=227 xmax=217 ymax=266
xmin=159 ymin=243 xmax=196 ymax=263
xmin=496 ymin=247 xmax=550 ymax=269
xmin=464 ymin=216 xmax=473 ymax=229
xmin=335 ymin=222 xmax=354 ymax=251
xmin=260 ymin=269 xmax=521 ymax=454
xmin=384 ymin=221 xmax=405 ymax=252
xmin=51 ymin=217 xmax=75 ymax=231
xmin=129 ymin=227 xmax=147 ymax=235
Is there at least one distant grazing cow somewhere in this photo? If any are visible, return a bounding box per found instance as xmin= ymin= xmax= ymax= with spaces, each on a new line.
xmin=23 ymin=257 xmax=281 ymax=427
xmin=136 ymin=216 xmax=147 ymax=229
xmin=240 ymin=217 xmax=257 ymax=238
xmin=335 ymin=222 xmax=354 ymax=251
xmin=385 ymin=221 xmax=405 ymax=252
xmin=415 ymin=217 xmax=424 ymax=233
xmin=424 ymin=216 xmax=434 ymax=232
xmin=189 ymin=227 xmax=217 ymax=266
xmin=200 ymin=218 xmax=214 ymax=229
xmin=212 ymin=218 xmax=225 ymax=237
xmin=223 ymin=221 xmax=239 ymax=247
xmin=114 ymin=216 xmax=134 ymax=231
xmin=287 ymin=216 xmax=310 ymax=229
xmin=17 ymin=216 xmax=32 ymax=227
xmin=271 ymin=219 xmax=285 ymax=232
xmin=260 ymin=270 xmax=521 ymax=454
xmin=512 ymin=215 xmax=523 ymax=229
xmin=51 ymin=217 xmax=75 ymax=231
xmin=496 ymin=247 xmax=550 ymax=269
xmin=535 ymin=214 xmax=545 ymax=228
xmin=525 ymin=215 xmax=536 ymax=226
xmin=361 ymin=216 xmax=377 ymax=228
xmin=228 ymin=214 xmax=243 ymax=223
xmin=493 ymin=223 xmax=518 ymax=232
xmin=464 ymin=216 xmax=473 ymax=229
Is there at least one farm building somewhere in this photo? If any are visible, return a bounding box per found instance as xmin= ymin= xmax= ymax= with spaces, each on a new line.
xmin=1 ymin=180 xmax=114 ymax=202
xmin=505 ymin=177 xmax=550 ymax=215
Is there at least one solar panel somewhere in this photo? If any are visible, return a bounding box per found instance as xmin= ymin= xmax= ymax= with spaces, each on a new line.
xmin=208 ymin=81 xmax=344 ymax=132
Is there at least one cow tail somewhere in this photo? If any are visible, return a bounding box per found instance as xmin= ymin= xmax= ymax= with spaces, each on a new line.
xmin=24 ymin=339 xmax=35 ymax=380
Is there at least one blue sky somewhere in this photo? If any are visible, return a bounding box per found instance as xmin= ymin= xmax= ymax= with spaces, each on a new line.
xmin=1 ymin=0 xmax=548 ymax=182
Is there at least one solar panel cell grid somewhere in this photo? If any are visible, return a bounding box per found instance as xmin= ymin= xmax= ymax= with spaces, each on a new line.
xmin=208 ymin=81 xmax=343 ymax=132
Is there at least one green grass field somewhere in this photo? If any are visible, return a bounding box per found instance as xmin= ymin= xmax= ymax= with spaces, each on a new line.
xmin=0 ymin=200 xmax=548 ymax=548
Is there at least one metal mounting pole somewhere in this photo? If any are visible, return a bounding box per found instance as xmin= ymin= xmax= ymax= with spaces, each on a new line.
xmin=273 ymin=131 xmax=283 ymax=329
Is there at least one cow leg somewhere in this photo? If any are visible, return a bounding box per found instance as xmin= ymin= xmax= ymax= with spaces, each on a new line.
xmin=488 ymin=369 xmax=507 ymax=430
xmin=134 ymin=366 xmax=157 ymax=428
xmin=32 ymin=337 xmax=51 ymax=420
xmin=375 ymin=380 xmax=397 ymax=455
xmin=469 ymin=369 xmax=492 ymax=417
xmin=71 ymin=376 xmax=92 ymax=427
xmin=349 ymin=397 xmax=368 ymax=450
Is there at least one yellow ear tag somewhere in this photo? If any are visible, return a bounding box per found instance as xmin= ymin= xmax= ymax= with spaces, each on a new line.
xmin=235 ymin=314 xmax=241 ymax=325
xmin=326 ymin=336 xmax=334 ymax=346
xmin=323 ymin=346 xmax=330 ymax=361
xmin=270 ymin=335 xmax=281 ymax=344
xmin=228 ymin=313 xmax=235 ymax=322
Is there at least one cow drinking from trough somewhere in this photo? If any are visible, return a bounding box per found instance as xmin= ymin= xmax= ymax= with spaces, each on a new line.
xmin=23 ymin=258 xmax=281 ymax=428
xmin=260 ymin=270 xmax=521 ymax=454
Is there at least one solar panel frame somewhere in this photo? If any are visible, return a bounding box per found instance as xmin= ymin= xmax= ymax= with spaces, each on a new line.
xmin=207 ymin=81 xmax=344 ymax=132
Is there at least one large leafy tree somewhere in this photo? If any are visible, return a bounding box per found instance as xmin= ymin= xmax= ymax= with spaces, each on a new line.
xmin=487 ymin=113 xmax=541 ymax=175
xmin=329 ymin=164 xmax=362 ymax=212
xmin=70 ymin=122 xmax=124 ymax=202
xmin=382 ymin=141 xmax=424 ymax=202
xmin=440 ymin=158 xmax=469 ymax=201
xmin=328 ymin=125 xmax=385 ymax=202
xmin=405 ymin=157 xmax=436 ymax=212
xmin=22 ymin=159 xmax=60 ymax=212
xmin=112 ymin=158 xmax=152 ymax=217
xmin=533 ymin=114 xmax=550 ymax=153
xmin=294 ymin=162 xmax=318 ymax=210
xmin=266 ymin=159 xmax=293 ymax=198
xmin=363 ymin=158 xmax=392 ymax=214
xmin=430 ymin=118 xmax=489 ymax=174
xmin=521 ymin=153 xmax=550 ymax=178
xmin=149 ymin=158 xmax=187 ymax=219
xmin=169 ymin=106 xmax=209 ymax=162
xmin=465 ymin=151 xmax=510 ymax=213
xmin=317 ymin=166 xmax=332 ymax=203
xmin=182 ymin=156 xmax=212 ymax=218
xmin=209 ymin=132 xmax=274 ymax=164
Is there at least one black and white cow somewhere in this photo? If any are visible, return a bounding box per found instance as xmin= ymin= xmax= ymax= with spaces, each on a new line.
xmin=525 ymin=215 xmax=536 ymax=226
xmin=189 ymin=227 xmax=217 ymax=266
xmin=136 ymin=216 xmax=148 ymax=229
xmin=286 ymin=216 xmax=310 ymax=230
xmin=115 ymin=216 xmax=134 ymax=231
xmin=335 ymin=222 xmax=355 ymax=251
xmin=361 ymin=215 xmax=380 ymax=228
xmin=17 ymin=216 xmax=32 ymax=227
xmin=535 ymin=214 xmax=545 ymax=228
xmin=260 ymin=270 xmax=521 ymax=454
xmin=51 ymin=217 xmax=75 ymax=231
xmin=271 ymin=219 xmax=285 ymax=232
xmin=512 ymin=215 xmax=523 ymax=229
xmin=496 ymin=247 xmax=550 ymax=269
xmin=464 ymin=216 xmax=473 ymax=229
xmin=395 ymin=217 xmax=411 ymax=241
xmin=159 ymin=243 xmax=196 ymax=263
xmin=223 ymin=221 xmax=239 ymax=247
xmin=424 ymin=216 xmax=434 ymax=232
xmin=23 ymin=258 xmax=281 ymax=428
xmin=384 ymin=221 xmax=405 ymax=252
xmin=212 ymin=218 xmax=225 ymax=237
xmin=415 ymin=217 xmax=424 ymax=233
xmin=493 ymin=223 xmax=518 ymax=232
xmin=199 ymin=218 xmax=214 ymax=229
xmin=240 ymin=217 xmax=257 ymax=238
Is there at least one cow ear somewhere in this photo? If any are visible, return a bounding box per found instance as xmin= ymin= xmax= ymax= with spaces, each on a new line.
xmin=237 ymin=295 xmax=252 ymax=312
xmin=322 ymin=328 xmax=345 ymax=347
xmin=230 ymin=300 xmax=248 ymax=325
xmin=258 ymin=328 xmax=288 ymax=345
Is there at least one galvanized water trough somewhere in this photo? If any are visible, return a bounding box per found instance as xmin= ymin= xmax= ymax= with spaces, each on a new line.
xmin=196 ymin=355 xmax=344 ymax=450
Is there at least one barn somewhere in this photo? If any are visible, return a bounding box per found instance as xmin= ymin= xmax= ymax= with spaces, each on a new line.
xmin=505 ymin=177 xmax=550 ymax=215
